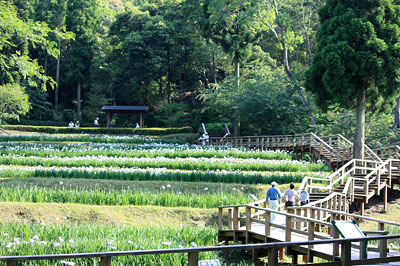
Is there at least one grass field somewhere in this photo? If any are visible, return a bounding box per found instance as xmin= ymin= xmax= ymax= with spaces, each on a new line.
xmin=0 ymin=132 xmax=327 ymax=265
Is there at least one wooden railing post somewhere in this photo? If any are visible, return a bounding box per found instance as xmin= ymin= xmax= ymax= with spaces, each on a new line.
xmin=100 ymin=256 xmax=112 ymax=266
xmin=188 ymin=252 xmax=199 ymax=266
xmin=233 ymin=207 xmax=239 ymax=230
xmin=218 ymin=208 xmax=223 ymax=230
xmin=6 ymin=261 xmax=17 ymax=266
xmin=228 ymin=208 xmax=233 ymax=229
xmin=265 ymin=211 xmax=271 ymax=241
xmin=246 ymin=206 xmax=252 ymax=243
xmin=331 ymin=228 xmax=340 ymax=258
xmin=341 ymin=241 xmax=351 ymax=266
xmin=268 ymin=246 xmax=279 ymax=266
xmin=378 ymin=222 xmax=388 ymax=258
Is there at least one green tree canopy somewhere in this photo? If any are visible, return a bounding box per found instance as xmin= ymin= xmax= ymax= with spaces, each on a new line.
xmin=0 ymin=0 xmax=72 ymax=90
xmin=305 ymin=0 xmax=400 ymax=158
xmin=0 ymin=83 xmax=31 ymax=124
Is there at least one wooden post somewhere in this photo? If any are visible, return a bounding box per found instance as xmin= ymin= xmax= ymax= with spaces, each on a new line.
xmin=228 ymin=208 xmax=233 ymax=229
xmin=268 ymin=247 xmax=279 ymax=266
xmin=6 ymin=261 xmax=17 ymax=266
xmin=101 ymin=256 xmax=112 ymax=266
xmin=331 ymin=228 xmax=340 ymax=259
xmin=140 ymin=112 xmax=144 ymax=128
xmin=295 ymin=209 xmax=301 ymax=230
xmin=360 ymin=202 xmax=365 ymax=217
xmin=106 ymin=112 xmax=111 ymax=128
xmin=341 ymin=242 xmax=351 ymax=266
xmin=383 ymin=184 xmax=388 ymax=212
xmin=233 ymin=207 xmax=239 ymax=242
xmin=292 ymin=251 xmax=298 ymax=264
xmin=285 ymin=215 xmax=292 ymax=256
xmin=246 ymin=206 xmax=252 ymax=243
xmin=265 ymin=211 xmax=271 ymax=241
xmin=218 ymin=208 xmax=223 ymax=230
xmin=360 ymin=240 xmax=367 ymax=260
xmin=188 ymin=252 xmax=199 ymax=266
xmin=378 ymin=222 xmax=388 ymax=258
xmin=308 ymin=221 xmax=315 ymax=263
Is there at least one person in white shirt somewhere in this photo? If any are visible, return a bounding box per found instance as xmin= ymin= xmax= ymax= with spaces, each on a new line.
xmin=68 ymin=121 xmax=74 ymax=127
xmin=300 ymin=190 xmax=309 ymax=206
xmin=282 ymin=183 xmax=300 ymax=208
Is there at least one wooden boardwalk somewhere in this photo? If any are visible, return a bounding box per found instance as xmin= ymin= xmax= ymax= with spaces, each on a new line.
xmin=218 ymin=201 xmax=400 ymax=264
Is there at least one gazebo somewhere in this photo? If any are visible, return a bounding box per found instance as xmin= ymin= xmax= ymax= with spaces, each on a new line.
xmin=101 ymin=105 xmax=149 ymax=128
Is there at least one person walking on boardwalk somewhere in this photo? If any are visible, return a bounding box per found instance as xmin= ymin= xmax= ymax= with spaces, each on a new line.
xmin=282 ymin=183 xmax=300 ymax=208
xmin=266 ymin=181 xmax=281 ymax=222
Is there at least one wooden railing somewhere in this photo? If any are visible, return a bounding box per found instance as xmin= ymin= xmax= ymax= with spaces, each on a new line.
xmin=374 ymin=145 xmax=400 ymax=160
xmin=3 ymin=235 xmax=400 ymax=266
xmin=218 ymin=203 xmax=400 ymax=262
xmin=209 ymin=133 xmax=382 ymax=166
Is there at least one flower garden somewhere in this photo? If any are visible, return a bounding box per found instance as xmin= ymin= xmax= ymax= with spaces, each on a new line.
xmin=0 ymin=134 xmax=331 ymax=265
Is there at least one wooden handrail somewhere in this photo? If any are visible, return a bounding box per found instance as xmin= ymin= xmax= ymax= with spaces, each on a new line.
xmin=2 ymin=235 xmax=400 ymax=266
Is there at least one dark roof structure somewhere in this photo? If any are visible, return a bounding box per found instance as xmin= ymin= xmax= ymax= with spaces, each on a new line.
xmin=101 ymin=106 xmax=149 ymax=113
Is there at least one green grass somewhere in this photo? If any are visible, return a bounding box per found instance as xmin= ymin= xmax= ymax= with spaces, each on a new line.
xmin=0 ymin=223 xmax=218 ymax=265
xmin=0 ymin=166 xmax=315 ymax=185
xmin=0 ymin=156 xmax=329 ymax=172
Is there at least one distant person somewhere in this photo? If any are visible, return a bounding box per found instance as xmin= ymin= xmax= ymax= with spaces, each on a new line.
xmin=300 ymin=190 xmax=309 ymax=206
xmin=282 ymin=183 xmax=300 ymax=208
xmin=68 ymin=121 xmax=74 ymax=127
xmin=94 ymin=118 xmax=100 ymax=127
xmin=266 ymin=181 xmax=281 ymax=222
xmin=109 ymin=121 xmax=113 ymax=128
xmin=136 ymin=123 xmax=140 ymax=128
xmin=198 ymin=132 xmax=209 ymax=145
xmin=75 ymin=121 xmax=80 ymax=128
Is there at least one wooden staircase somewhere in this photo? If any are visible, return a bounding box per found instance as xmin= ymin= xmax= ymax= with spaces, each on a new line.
xmin=209 ymin=132 xmax=400 ymax=214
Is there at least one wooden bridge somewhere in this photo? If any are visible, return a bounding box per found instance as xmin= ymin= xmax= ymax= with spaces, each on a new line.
xmin=212 ymin=133 xmax=400 ymax=264
xmin=218 ymin=200 xmax=400 ymax=265
xmin=209 ymin=133 xmax=400 ymax=215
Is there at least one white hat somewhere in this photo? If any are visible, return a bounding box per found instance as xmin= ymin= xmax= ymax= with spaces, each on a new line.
xmin=271 ymin=181 xmax=277 ymax=186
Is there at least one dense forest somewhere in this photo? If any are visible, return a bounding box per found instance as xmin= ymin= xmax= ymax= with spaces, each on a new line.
xmin=1 ymin=0 xmax=400 ymax=148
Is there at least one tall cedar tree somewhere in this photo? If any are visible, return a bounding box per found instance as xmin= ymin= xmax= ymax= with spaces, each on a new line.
xmin=66 ymin=0 xmax=99 ymax=121
xmin=305 ymin=0 xmax=400 ymax=159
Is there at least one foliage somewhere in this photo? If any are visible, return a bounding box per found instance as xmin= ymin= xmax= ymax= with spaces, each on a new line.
xmin=0 ymin=84 xmax=31 ymax=124
xmin=200 ymin=65 xmax=309 ymax=135
xmin=156 ymin=102 xmax=190 ymax=127
xmin=305 ymin=0 xmax=400 ymax=157
xmin=0 ymin=0 xmax=73 ymax=89
xmin=310 ymin=107 xmax=398 ymax=148
xmin=0 ymin=125 xmax=190 ymax=136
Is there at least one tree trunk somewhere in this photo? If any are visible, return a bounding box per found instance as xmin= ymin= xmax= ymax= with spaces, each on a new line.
xmin=0 ymin=113 xmax=2 ymax=125
xmin=354 ymin=88 xmax=366 ymax=159
xmin=77 ymin=81 xmax=81 ymax=121
xmin=233 ymin=57 xmax=240 ymax=137
xmin=270 ymin=0 xmax=316 ymax=125
xmin=394 ymin=96 xmax=400 ymax=129
xmin=55 ymin=40 xmax=60 ymax=116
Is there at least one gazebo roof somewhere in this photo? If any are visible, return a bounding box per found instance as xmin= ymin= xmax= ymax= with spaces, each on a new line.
xmin=101 ymin=105 xmax=149 ymax=113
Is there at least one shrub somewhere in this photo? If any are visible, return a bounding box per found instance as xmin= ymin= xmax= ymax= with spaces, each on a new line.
xmin=0 ymin=125 xmax=189 ymax=135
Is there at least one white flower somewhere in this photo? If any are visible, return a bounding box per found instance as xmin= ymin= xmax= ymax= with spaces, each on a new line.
xmin=161 ymin=186 xmax=166 ymax=190
xmin=59 ymin=181 xmax=64 ymax=185
xmin=232 ymin=187 xmax=236 ymax=191
xmin=128 ymin=240 xmax=133 ymax=244
xmin=166 ymin=184 xmax=171 ymax=188
xmin=191 ymin=242 xmax=197 ymax=247
xmin=204 ymin=187 xmax=208 ymax=191
xmin=58 ymin=237 xmax=64 ymax=242
xmin=54 ymin=242 xmax=61 ymax=247
xmin=56 ymin=217 xmax=60 ymax=221
xmin=69 ymin=239 xmax=74 ymax=244
xmin=162 ymin=241 xmax=171 ymax=246
xmin=59 ymin=260 xmax=75 ymax=266
xmin=33 ymin=235 xmax=39 ymax=240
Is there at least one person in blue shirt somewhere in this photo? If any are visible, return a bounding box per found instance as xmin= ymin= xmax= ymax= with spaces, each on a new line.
xmin=266 ymin=181 xmax=281 ymax=222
